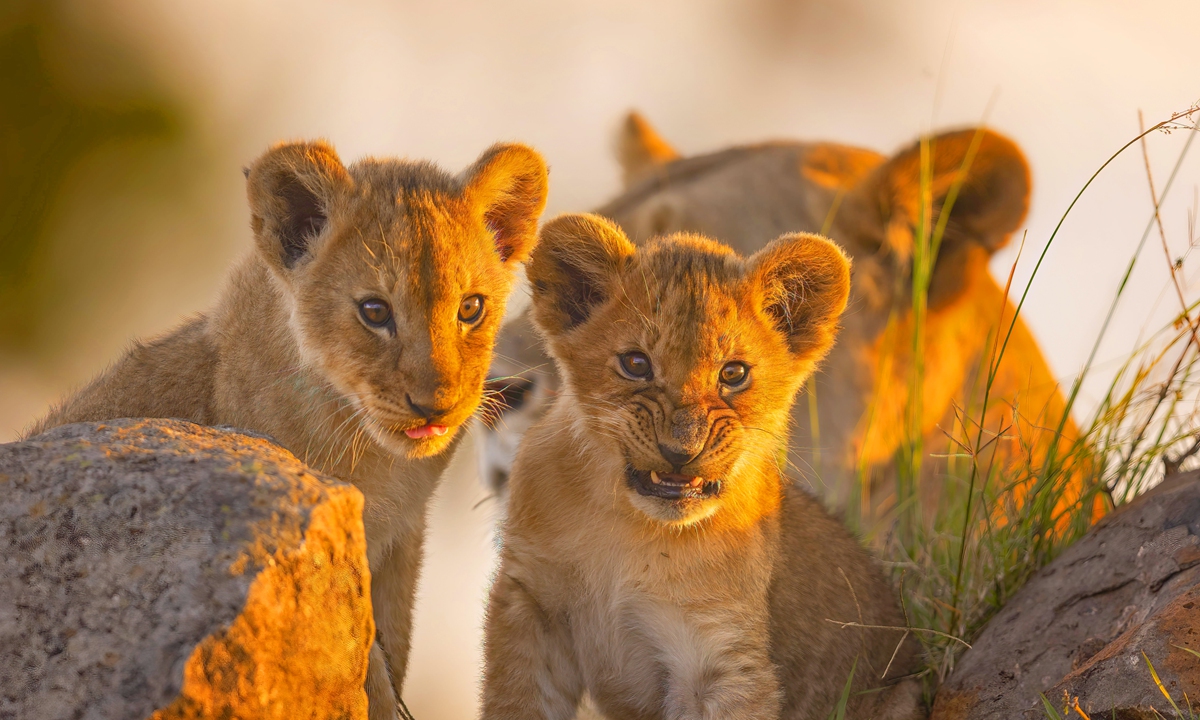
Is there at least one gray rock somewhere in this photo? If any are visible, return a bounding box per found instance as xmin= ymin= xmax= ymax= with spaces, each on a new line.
xmin=933 ymin=471 xmax=1200 ymax=719
xmin=0 ymin=419 xmax=372 ymax=720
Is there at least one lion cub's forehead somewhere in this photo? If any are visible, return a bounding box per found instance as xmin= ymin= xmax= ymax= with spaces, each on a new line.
xmin=339 ymin=158 xmax=487 ymax=287
xmin=345 ymin=158 xmax=463 ymax=232
xmin=615 ymin=236 xmax=750 ymax=356
xmin=627 ymin=234 xmax=744 ymax=303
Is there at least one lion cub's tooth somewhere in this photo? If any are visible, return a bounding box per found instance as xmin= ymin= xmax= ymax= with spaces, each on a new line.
xmin=650 ymin=470 xmax=662 ymax=484
xmin=691 ymin=476 xmax=704 ymax=487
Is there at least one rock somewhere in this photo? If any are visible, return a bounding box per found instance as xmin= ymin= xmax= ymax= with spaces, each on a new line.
xmin=0 ymin=419 xmax=373 ymax=720
xmin=933 ymin=471 xmax=1200 ymax=719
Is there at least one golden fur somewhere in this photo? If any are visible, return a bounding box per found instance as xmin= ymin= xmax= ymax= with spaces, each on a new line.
xmin=482 ymin=215 xmax=921 ymax=720
xmin=29 ymin=139 xmax=548 ymax=720
xmin=485 ymin=113 xmax=1084 ymax=519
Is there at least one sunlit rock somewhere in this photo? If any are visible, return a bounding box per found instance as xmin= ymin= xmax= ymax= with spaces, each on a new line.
xmin=0 ymin=419 xmax=372 ymax=720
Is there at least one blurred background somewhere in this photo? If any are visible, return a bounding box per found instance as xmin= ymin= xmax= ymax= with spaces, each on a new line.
xmin=2 ymin=0 xmax=1197 ymax=716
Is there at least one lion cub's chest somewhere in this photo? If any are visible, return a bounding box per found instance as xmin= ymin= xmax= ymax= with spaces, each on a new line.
xmin=570 ymin=562 xmax=767 ymax=720
xmin=341 ymin=442 xmax=459 ymax=567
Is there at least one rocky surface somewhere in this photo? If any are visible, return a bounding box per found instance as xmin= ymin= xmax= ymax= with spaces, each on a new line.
xmin=0 ymin=419 xmax=373 ymax=720
xmin=933 ymin=471 xmax=1200 ymax=719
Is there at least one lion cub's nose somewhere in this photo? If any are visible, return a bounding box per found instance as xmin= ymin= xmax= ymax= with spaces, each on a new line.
xmin=405 ymin=392 xmax=455 ymax=419
xmin=658 ymin=443 xmax=701 ymax=468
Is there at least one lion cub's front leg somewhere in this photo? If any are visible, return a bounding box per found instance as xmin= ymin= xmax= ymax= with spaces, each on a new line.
xmin=482 ymin=569 xmax=583 ymax=720
xmin=663 ymin=646 xmax=781 ymax=720
xmin=366 ymin=528 xmax=425 ymax=720
xmin=366 ymin=641 xmax=401 ymax=720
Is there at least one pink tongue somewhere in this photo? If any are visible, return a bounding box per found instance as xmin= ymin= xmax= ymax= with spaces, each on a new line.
xmin=405 ymin=424 xmax=449 ymax=439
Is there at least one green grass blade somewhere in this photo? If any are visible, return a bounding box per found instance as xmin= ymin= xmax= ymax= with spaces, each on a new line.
xmin=829 ymin=656 xmax=858 ymax=720
xmin=991 ymin=106 xmax=1199 ymax=398
xmin=1040 ymin=693 xmax=1066 ymax=719
xmin=1143 ymin=651 xmax=1186 ymax=718
xmin=1174 ymin=644 xmax=1200 ymax=661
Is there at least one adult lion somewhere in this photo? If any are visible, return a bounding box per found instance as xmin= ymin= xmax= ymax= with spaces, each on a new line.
xmin=484 ymin=113 xmax=1080 ymax=519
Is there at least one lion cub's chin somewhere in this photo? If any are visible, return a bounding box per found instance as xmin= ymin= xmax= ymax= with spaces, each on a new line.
xmin=624 ymin=466 xmax=724 ymax=526
xmin=628 ymin=495 xmax=723 ymax=526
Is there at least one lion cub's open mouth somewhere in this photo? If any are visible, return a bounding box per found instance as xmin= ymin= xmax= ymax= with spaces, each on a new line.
xmin=626 ymin=466 xmax=722 ymax=501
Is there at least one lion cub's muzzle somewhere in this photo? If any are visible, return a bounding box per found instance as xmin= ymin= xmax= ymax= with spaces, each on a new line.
xmin=626 ymin=465 xmax=722 ymax=501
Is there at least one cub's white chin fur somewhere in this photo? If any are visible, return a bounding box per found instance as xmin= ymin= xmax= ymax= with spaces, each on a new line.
xmin=627 ymin=491 xmax=722 ymax=527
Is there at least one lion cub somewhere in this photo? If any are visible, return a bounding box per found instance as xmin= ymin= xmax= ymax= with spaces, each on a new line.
xmin=31 ymin=140 xmax=548 ymax=720
xmin=482 ymin=214 xmax=921 ymax=720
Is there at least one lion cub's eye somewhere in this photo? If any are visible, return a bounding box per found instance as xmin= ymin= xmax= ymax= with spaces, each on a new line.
xmin=618 ymin=351 xmax=653 ymax=380
xmin=359 ymin=299 xmax=393 ymax=328
xmin=459 ymin=295 xmax=485 ymax=324
xmin=719 ymin=361 xmax=749 ymax=388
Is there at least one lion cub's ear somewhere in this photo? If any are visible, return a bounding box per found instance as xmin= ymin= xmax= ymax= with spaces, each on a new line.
xmin=246 ymin=140 xmax=352 ymax=275
xmin=617 ymin=111 xmax=680 ymax=188
xmin=527 ymin=213 xmax=635 ymax=338
xmin=461 ymin=143 xmax=549 ymax=266
xmin=851 ymin=128 xmax=1030 ymax=308
xmin=749 ymin=233 xmax=851 ymax=362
